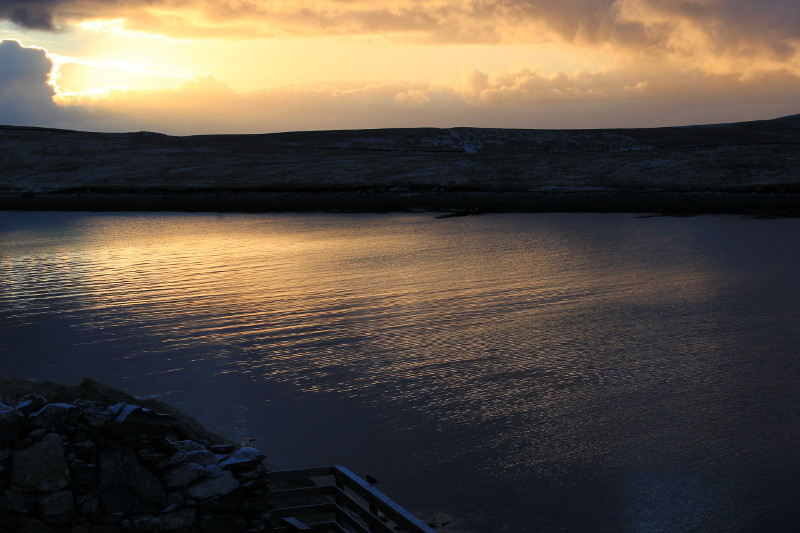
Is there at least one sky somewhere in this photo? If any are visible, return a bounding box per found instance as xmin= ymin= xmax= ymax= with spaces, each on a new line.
xmin=1 ymin=0 xmax=800 ymax=134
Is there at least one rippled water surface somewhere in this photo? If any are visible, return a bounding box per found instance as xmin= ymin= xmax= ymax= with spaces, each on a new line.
xmin=2 ymin=211 xmax=800 ymax=532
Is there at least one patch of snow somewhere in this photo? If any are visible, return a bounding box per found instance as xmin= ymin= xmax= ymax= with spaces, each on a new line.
xmin=462 ymin=140 xmax=482 ymax=153
xmin=533 ymin=186 xmax=616 ymax=192
xmin=609 ymin=145 xmax=654 ymax=152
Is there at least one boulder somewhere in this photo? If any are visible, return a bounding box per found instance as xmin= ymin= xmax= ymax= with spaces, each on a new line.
xmin=98 ymin=447 xmax=166 ymax=513
xmin=87 ymin=524 xmax=122 ymax=533
xmin=171 ymin=440 xmax=206 ymax=453
xmin=183 ymin=472 xmax=239 ymax=500
xmin=164 ymin=464 xmax=206 ymax=489
xmin=68 ymin=439 xmax=98 ymax=461
xmin=209 ymin=444 xmax=234 ymax=455
xmin=0 ymin=402 xmax=25 ymax=441
xmin=157 ymin=451 xmax=190 ymax=470
xmin=0 ymin=514 xmax=48 ymax=532
xmin=75 ymin=491 xmax=99 ymax=514
xmin=203 ymin=464 xmax=223 ymax=479
xmin=161 ymin=508 xmax=196 ymax=531
xmin=36 ymin=489 xmax=76 ymax=524
xmin=0 ymin=488 xmax=35 ymax=513
xmin=14 ymin=394 xmax=47 ymax=417
xmin=197 ymin=512 xmax=247 ymax=533
xmin=218 ymin=447 xmax=265 ymax=471
xmin=70 ymin=458 xmax=99 ymax=488
xmin=120 ymin=514 xmax=164 ymax=533
xmin=74 ymin=400 xmax=116 ymax=428
xmin=29 ymin=403 xmax=82 ymax=433
xmin=10 ymin=433 xmax=71 ymax=492
xmin=185 ymin=450 xmax=217 ymax=467
xmin=111 ymin=405 xmax=178 ymax=439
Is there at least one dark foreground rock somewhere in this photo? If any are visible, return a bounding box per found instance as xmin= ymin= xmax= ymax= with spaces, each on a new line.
xmin=0 ymin=380 xmax=270 ymax=532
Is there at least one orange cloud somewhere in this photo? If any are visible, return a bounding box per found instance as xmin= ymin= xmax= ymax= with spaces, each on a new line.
xmin=50 ymin=64 xmax=800 ymax=134
xmin=1 ymin=0 xmax=797 ymax=50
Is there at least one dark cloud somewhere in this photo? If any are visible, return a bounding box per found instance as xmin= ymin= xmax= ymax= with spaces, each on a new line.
xmin=0 ymin=0 xmax=64 ymax=30
xmin=0 ymin=39 xmax=60 ymax=125
xmin=0 ymin=0 xmax=172 ymax=31
xmin=643 ymin=0 xmax=800 ymax=58
xmin=1 ymin=0 xmax=799 ymax=60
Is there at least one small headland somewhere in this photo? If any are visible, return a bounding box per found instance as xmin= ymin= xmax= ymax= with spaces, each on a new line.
xmin=0 ymin=378 xmax=272 ymax=532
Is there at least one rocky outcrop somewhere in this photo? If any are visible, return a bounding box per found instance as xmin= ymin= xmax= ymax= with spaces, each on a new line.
xmin=0 ymin=394 xmax=270 ymax=533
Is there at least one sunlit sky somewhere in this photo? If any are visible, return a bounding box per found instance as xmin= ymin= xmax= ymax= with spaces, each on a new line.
xmin=2 ymin=0 xmax=800 ymax=134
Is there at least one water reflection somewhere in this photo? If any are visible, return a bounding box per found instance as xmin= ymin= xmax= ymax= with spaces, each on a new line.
xmin=2 ymin=212 xmax=800 ymax=532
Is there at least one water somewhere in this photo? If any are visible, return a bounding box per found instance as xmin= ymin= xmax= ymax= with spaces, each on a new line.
xmin=2 ymin=211 xmax=800 ymax=532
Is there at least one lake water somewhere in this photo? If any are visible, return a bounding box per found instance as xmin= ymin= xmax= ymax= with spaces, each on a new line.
xmin=2 ymin=211 xmax=800 ymax=532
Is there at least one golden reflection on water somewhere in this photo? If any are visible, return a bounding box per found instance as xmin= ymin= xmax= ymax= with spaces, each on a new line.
xmin=4 ymin=212 xmax=800 ymax=532
xmin=3 ymin=213 xmax=723 ymax=376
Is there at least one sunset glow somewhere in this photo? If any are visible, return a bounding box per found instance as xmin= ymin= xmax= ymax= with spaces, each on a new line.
xmin=2 ymin=1 xmax=800 ymax=134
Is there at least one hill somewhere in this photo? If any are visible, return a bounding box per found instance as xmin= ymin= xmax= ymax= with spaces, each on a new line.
xmin=2 ymin=115 xmax=799 ymax=215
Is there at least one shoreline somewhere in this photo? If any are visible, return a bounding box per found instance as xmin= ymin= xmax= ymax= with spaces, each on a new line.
xmin=2 ymin=189 xmax=799 ymax=217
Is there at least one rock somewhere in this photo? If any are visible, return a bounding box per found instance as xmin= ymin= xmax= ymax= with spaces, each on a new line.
xmin=203 ymin=465 xmax=223 ymax=478
xmin=90 ymin=512 xmax=124 ymax=524
xmin=171 ymin=441 xmax=206 ymax=453
xmin=0 ymin=488 xmax=35 ymax=513
xmin=13 ymin=437 xmax=32 ymax=450
xmin=0 ymin=514 xmax=49 ymax=532
xmin=136 ymin=452 xmax=166 ymax=466
xmin=76 ymin=492 xmax=99 ymax=515
xmin=27 ymin=428 xmax=45 ymax=440
xmin=74 ymin=401 xmax=116 ymax=428
xmin=0 ymin=382 xmax=272 ymax=532
xmin=70 ymin=430 xmax=90 ymax=443
xmin=10 ymin=433 xmax=71 ymax=492
xmin=72 ymin=523 xmax=91 ymax=533
xmin=0 ymin=402 xmax=25 ymax=441
xmin=98 ymin=447 xmax=166 ymax=513
xmin=164 ymin=464 xmax=206 ymax=489
xmin=87 ymin=525 xmax=122 ymax=533
xmin=208 ymin=444 xmax=234 ymax=455
xmin=218 ymin=448 xmax=265 ymax=472
xmin=240 ymin=500 xmax=270 ymax=514
xmin=197 ymin=512 xmax=247 ymax=533
xmin=183 ymin=472 xmax=239 ymax=500
xmin=161 ymin=508 xmax=196 ymax=531
xmin=235 ymin=468 xmax=263 ymax=482
xmin=37 ymin=489 xmax=77 ymax=524
xmin=29 ymin=403 xmax=82 ymax=433
xmin=239 ymin=479 xmax=267 ymax=491
xmin=69 ymin=440 xmax=98 ymax=461
xmin=14 ymin=394 xmax=47 ymax=416
xmin=158 ymin=451 xmax=190 ymax=470
xmin=166 ymin=492 xmax=185 ymax=506
xmin=70 ymin=459 xmax=98 ymax=489
xmin=120 ymin=515 xmax=164 ymax=533
xmin=185 ymin=450 xmax=217 ymax=466
xmin=112 ymin=405 xmax=178 ymax=439
xmin=196 ymin=495 xmax=240 ymax=513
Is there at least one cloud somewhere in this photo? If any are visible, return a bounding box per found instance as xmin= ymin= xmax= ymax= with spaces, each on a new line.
xmin=0 ymin=0 xmax=797 ymax=93
xmin=0 ymin=39 xmax=61 ymax=125
xmin=0 ymin=0 xmax=796 ymax=51
xmin=2 ymin=32 xmax=800 ymax=135
xmin=51 ymin=61 xmax=800 ymax=135
xmin=637 ymin=0 xmax=800 ymax=58
xmin=0 ymin=1 xmax=60 ymax=30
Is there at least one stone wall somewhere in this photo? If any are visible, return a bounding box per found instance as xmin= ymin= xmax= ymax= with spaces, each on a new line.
xmin=0 ymin=393 xmax=271 ymax=532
